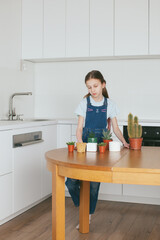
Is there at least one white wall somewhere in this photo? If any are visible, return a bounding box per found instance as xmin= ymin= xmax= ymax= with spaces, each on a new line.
xmin=34 ymin=59 xmax=160 ymax=121
xmin=0 ymin=0 xmax=34 ymax=119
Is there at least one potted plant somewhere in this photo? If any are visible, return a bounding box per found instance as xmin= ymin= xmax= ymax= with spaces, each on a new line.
xmin=66 ymin=142 xmax=75 ymax=152
xmin=76 ymin=142 xmax=86 ymax=153
xmin=127 ymin=113 xmax=143 ymax=150
xmin=87 ymin=131 xmax=97 ymax=143
xmin=102 ymin=129 xmax=113 ymax=150
xmin=98 ymin=142 xmax=106 ymax=153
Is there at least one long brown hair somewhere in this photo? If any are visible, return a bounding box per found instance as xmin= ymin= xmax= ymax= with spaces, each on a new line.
xmin=84 ymin=70 xmax=109 ymax=98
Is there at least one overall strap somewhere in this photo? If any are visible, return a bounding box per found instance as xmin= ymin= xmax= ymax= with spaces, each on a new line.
xmin=104 ymin=97 xmax=107 ymax=106
xmin=87 ymin=96 xmax=91 ymax=106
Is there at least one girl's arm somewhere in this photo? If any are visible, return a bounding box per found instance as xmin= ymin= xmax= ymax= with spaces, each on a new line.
xmin=76 ymin=115 xmax=84 ymax=142
xmin=111 ymin=117 xmax=129 ymax=148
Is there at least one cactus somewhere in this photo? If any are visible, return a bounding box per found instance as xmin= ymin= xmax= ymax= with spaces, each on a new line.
xmin=127 ymin=113 xmax=142 ymax=138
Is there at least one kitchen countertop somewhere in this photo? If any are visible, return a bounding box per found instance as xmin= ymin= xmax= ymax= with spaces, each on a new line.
xmin=0 ymin=118 xmax=160 ymax=131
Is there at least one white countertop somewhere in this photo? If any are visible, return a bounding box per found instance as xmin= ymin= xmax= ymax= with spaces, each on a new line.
xmin=0 ymin=118 xmax=160 ymax=131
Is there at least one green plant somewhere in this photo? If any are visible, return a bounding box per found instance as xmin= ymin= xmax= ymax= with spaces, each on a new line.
xmin=98 ymin=142 xmax=106 ymax=146
xmin=66 ymin=142 xmax=75 ymax=145
xmin=127 ymin=113 xmax=142 ymax=138
xmin=102 ymin=129 xmax=112 ymax=140
xmin=88 ymin=131 xmax=96 ymax=138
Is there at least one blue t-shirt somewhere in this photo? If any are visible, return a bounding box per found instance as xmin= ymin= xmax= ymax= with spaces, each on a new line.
xmin=75 ymin=96 xmax=119 ymax=121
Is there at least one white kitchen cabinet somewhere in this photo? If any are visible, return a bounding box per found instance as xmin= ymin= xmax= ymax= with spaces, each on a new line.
xmin=0 ymin=130 xmax=13 ymax=176
xmin=115 ymin=0 xmax=148 ymax=55
xmin=149 ymin=0 xmax=160 ymax=54
xmin=42 ymin=125 xmax=57 ymax=197
xmin=0 ymin=174 xmax=13 ymax=222
xmin=22 ymin=0 xmax=43 ymax=59
xmin=43 ymin=0 xmax=65 ymax=58
xmin=123 ymin=184 xmax=160 ymax=199
xmin=13 ymin=127 xmax=43 ymax=212
xmin=71 ymin=124 xmax=77 ymax=142
xmin=66 ymin=0 xmax=89 ymax=57
xmin=57 ymin=124 xmax=72 ymax=148
xmin=90 ymin=0 xmax=114 ymax=56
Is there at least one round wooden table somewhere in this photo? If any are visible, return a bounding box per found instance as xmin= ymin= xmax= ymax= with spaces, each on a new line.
xmin=45 ymin=147 xmax=160 ymax=240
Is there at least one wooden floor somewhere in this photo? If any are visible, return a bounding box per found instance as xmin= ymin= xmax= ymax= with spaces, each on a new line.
xmin=1 ymin=197 xmax=160 ymax=240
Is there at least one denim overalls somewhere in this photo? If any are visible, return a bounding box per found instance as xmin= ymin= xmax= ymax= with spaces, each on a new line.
xmin=66 ymin=96 xmax=108 ymax=214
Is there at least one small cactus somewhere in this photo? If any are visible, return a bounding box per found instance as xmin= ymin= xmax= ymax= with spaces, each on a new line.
xmin=127 ymin=113 xmax=142 ymax=138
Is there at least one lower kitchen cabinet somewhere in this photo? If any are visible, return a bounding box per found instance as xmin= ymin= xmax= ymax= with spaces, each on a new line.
xmin=0 ymin=174 xmax=13 ymax=222
xmin=13 ymin=141 xmax=43 ymax=212
xmin=42 ymin=125 xmax=57 ymax=197
xmin=57 ymin=124 xmax=72 ymax=148
xmin=13 ymin=124 xmax=57 ymax=213
xmin=0 ymin=130 xmax=13 ymax=176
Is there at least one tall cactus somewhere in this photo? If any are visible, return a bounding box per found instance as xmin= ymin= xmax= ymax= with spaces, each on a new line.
xmin=127 ymin=113 xmax=142 ymax=138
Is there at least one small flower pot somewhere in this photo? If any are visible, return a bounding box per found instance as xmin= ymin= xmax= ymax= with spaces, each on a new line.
xmin=87 ymin=143 xmax=97 ymax=152
xmin=103 ymin=139 xmax=113 ymax=150
xmin=76 ymin=142 xmax=86 ymax=153
xmin=129 ymin=138 xmax=143 ymax=150
xmin=67 ymin=144 xmax=74 ymax=152
xmin=98 ymin=145 xmax=106 ymax=153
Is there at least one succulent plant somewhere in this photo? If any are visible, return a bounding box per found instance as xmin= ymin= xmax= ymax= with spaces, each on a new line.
xmin=66 ymin=141 xmax=75 ymax=145
xmin=98 ymin=142 xmax=107 ymax=146
xmin=127 ymin=113 xmax=142 ymax=138
xmin=88 ymin=131 xmax=96 ymax=138
xmin=102 ymin=129 xmax=112 ymax=140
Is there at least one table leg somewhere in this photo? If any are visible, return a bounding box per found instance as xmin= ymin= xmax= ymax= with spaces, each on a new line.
xmin=79 ymin=181 xmax=90 ymax=233
xmin=52 ymin=165 xmax=65 ymax=240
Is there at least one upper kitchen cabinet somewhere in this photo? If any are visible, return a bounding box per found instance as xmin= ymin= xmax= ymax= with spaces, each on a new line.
xmin=43 ymin=0 xmax=65 ymax=58
xmin=22 ymin=0 xmax=43 ymax=59
xmin=149 ymin=0 xmax=160 ymax=54
xmin=90 ymin=0 xmax=114 ymax=56
xmin=66 ymin=0 xmax=89 ymax=57
xmin=115 ymin=0 xmax=148 ymax=56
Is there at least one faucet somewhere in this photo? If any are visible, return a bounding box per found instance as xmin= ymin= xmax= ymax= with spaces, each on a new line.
xmin=9 ymin=92 xmax=32 ymax=120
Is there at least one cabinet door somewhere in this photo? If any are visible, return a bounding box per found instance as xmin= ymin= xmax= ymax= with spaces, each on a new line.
xmin=115 ymin=0 xmax=148 ymax=55
xmin=66 ymin=0 xmax=89 ymax=57
xmin=0 ymin=130 xmax=12 ymax=176
xmin=149 ymin=0 xmax=160 ymax=54
xmin=13 ymin=127 xmax=43 ymax=213
xmin=90 ymin=0 xmax=114 ymax=56
xmin=14 ymin=143 xmax=42 ymax=212
xmin=57 ymin=124 xmax=71 ymax=148
xmin=22 ymin=0 xmax=43 ymax=59
xmin=0 ymin=174 xmax=13 ymax=221
xmin=44 ymin=0 xmax=65 ymax=58
xmin=42 ymin=125 xmax=57 ymax=197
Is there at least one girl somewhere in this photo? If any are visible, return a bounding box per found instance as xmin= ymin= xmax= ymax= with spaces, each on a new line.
xmin=66 ymin=70 xmax=129 ymax=228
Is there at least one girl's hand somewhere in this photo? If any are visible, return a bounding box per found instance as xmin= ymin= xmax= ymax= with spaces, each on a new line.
xmin=123 ymin=141 xmax=130 ymax=148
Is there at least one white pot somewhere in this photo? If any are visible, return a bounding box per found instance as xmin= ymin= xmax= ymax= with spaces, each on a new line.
xmin=87 ymin=143 xmax=97 ymax=152
xmin=109 ymin=141 xmax=121 ymax=151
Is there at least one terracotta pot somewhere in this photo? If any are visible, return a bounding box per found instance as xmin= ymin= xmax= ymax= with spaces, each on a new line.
xmin=129 ymin=138 xmax=143 ymax=150
xmin=76 ymin=142 xmax=86 ymax=153
xmin=98 ymin=145 xmax=106 ymax=153
xmin=68 ymin=144 xmax=74 ymax=152
xmin=103 ymin=139 xmax=113 ymax=150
